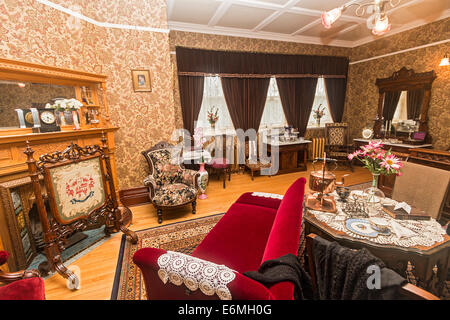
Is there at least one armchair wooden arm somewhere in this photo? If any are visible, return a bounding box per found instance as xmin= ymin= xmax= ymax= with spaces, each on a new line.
xmin=0 ymin=268 xmax=41 ymax=285
xmin=143 ymin=175 xmax=157 ymax=198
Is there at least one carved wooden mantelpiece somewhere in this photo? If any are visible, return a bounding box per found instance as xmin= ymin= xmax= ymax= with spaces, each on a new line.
xmin=0 ymin=58 xmax=121 ymax=263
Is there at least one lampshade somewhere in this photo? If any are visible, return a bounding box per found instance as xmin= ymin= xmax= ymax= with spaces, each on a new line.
xmin=439 ymin=54 xmax=449 ymax=67
xmin=372 ymin=15 xmax=390 ymax=36
xmin=321 ymin=7 xmax=343 ymax=29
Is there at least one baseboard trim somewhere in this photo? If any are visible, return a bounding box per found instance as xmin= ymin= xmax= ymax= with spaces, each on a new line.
xmin=119 ymin=186 xmax=151 ymax=207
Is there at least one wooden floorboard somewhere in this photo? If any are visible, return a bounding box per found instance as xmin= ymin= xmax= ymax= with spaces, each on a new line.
xmin=43 ymin=164 xmax=371 ymax=300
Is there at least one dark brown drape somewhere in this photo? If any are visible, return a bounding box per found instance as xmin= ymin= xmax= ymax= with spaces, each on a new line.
xmin=178 ymin=75 xmax=204 ymax=135
xmin=382 ymin=91 xmax=401 ymax=121
xmin=276 ymin=78 xmax=318 ymax=137
xmin=324 ymin=78 xmax=347 ymax=122
xmin=407 ymin=89 xmax=424 ymax=120
xmin=176 ymin=47 xmax=349 ymax=77
xmin=220 ymin=77 xmax=270 ymax=132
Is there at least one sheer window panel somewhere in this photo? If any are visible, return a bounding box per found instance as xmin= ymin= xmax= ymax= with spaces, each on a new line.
xmin=307 ymin=77 xmax=334 ymax=127
xmin=259 ymin=78 xmax=288 ymax=131
xmin=196 ymin=76 xmax=234 ymax=132
xmin=392 ymin=91 xmax=408 ymax=123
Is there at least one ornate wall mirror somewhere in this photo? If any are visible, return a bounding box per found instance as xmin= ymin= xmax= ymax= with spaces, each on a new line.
xmin=373 ymin=67 xmax=436 ymax=142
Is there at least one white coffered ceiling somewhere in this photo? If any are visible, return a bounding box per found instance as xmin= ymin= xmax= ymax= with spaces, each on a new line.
xmin=167 ymin=0 xmax=450 ymax=47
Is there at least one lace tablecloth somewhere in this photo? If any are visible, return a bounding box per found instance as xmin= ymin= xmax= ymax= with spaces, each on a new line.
xmin=308 ymin=192 xmax=446 ymax=248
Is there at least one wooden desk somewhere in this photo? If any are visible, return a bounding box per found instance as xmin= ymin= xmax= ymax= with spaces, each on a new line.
xmin=265 ymin=140 xmax=311 ymax=175
xmin=303 ymin=209 xmax=449 ymax=297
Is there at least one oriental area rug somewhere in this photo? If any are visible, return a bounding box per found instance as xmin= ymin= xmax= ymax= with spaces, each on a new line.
xmin=111 ymin=213 xmax=224 ymax=300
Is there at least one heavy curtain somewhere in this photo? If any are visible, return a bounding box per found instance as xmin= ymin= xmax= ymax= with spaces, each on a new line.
xmin=382 ymin=91 xmax=402 ymax=121
xmin=221 ymin=77 xmax=270 ymax=132
xmin=176 ymin=47 xmax=349 ymax=77
xmin=324 ymin=78 xmax=347 ymax=122
xmin=406 ymin=89 xmax=424 ymax=120
xmin=276 ymin=77 xmax=318 ymax=137
xmin=178 ymin=75 xmax=204 ymax=135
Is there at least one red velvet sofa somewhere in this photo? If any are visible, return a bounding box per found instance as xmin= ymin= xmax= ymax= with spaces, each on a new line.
xmin=0 ymin=251 xmax=45 ymax=300
xmin=133 ymin=177 xmax=306 ymax=300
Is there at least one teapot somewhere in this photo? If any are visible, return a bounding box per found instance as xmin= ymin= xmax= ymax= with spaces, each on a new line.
xmin=309 ymin=155 xmax=338 ymax=194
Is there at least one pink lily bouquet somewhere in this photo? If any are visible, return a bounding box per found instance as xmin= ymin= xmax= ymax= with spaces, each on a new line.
xmin=348 ymin=140 xmax=403 ymax=176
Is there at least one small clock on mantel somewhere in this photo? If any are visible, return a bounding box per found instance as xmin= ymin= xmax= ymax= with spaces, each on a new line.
xmin=37 ymin=109 xmax=61 ymax=133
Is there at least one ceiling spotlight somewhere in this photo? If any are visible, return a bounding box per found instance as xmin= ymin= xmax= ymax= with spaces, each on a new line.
xmin=17 ymin=82 xmax=26 ymax=88
xmin=321 ymin=0 xmax=400 ymax=35
xmin=439 ymin=53 xmax=449 ymax=67
xmin=372 ymin=15 xmax=391 ymax=36
xmin=321 ymin=7 xmax=344 ymax=29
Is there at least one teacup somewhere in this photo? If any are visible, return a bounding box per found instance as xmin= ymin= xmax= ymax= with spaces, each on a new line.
xmin=369 ymin=217 xmax=390 ymax=232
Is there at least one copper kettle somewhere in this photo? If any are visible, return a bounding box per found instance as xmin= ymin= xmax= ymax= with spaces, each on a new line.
xmin=309 ymin=155 xmax=338 ymax=194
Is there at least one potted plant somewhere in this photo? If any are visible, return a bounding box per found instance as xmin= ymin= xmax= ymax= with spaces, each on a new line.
xmin=348 ymin=140 xmax=403 ymax=205
xmin=312 ymin=104 xmax=325 ymax=127
xmin=207 ymin=106 xmax=219 ymax=129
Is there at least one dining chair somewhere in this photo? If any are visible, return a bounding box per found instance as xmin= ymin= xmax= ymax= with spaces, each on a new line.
xmin=206 ymin=134 xmax=232 ymax=188
xmin=392 ymin=161 xmax=450 ymax=220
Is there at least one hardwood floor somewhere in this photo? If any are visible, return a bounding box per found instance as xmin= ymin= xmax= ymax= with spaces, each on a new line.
xmin=43 ymin=164 xmax=371 ymax=300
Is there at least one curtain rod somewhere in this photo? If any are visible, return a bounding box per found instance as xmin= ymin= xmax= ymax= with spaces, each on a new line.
xmin=177 ymin=72 xmax=346 ymax=79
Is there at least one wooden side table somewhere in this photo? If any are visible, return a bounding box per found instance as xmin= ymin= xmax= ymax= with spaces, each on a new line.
xmin=302 ymin=209 xmax=449 ymax=297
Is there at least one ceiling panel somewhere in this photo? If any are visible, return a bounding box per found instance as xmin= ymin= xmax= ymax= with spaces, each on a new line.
xmin=387 ymin=0 xmax=450 ymax=24
xmin=170 ymin=0 xmax=221 ymax=24
xmin=257 ymin=0 xmax=290 ymax=5
xmin=299 ymin=19 xmax=358 ymax=38
xmin=261 ymin=12 xmax=318 ymax=34
xmin=168 ymin=0 xmax=450 ymax=47
xmin=216 ymin=4 xmax=274 ymax=29
xmin=295 ymin=0 xmax=348 ymax=12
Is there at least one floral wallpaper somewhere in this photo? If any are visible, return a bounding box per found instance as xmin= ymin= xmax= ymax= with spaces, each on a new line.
xmin=0 ymin=0 xmax=174 ymax=190
xmin=0 ymin=0 xmax=448 ymax=190
xmin=344 ymin=18 xmax=450 ymax=150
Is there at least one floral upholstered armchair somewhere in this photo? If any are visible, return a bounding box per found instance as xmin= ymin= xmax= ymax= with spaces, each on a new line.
xmin=142 ymin=141 xmax=199 ymax=224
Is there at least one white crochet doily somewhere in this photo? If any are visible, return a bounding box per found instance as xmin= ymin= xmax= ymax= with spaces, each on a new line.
xmin=251 ymin=192 xmax=284 ymax=200
xmin=157 ymin=251 xmax=236 ymax=300
xmin=308 ymin=192 xmax=446 ymax=248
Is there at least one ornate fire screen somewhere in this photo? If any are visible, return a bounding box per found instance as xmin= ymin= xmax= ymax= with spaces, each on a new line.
xmin=24 ymin=133 xmax=137 ymax=289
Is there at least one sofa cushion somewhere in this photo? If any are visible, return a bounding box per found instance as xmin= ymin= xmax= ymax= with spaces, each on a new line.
xmin=152 ymin=183 xmax=197 ymax=206
xmin=192 ymin=202 xmax=278 ymax=273
xmin=0 ymin=277 xmax=45 ymax=300
xmin=236 ymin=192 xmax=282 ymax=210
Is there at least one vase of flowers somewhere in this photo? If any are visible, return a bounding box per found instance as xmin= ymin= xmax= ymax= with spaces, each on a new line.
xmin=193 ymin=127 xmax=208 ymax=199
xmin=313 ymin=104 xmax=325 ymax=127
xmin=348 ymin=140 xmax=403 ymax=209
xmin=207 ymin=106 xmax=219 ymax=129
xmin=46 ymin=98 xmax=83 ymax=129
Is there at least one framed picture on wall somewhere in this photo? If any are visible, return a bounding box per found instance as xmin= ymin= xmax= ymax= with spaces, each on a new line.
xmin=131 ymin=70 xmax=152 ymax=92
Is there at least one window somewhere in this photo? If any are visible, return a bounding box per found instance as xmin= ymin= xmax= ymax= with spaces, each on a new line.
xmin=307 ymin=77 xmax=334 ymax=127
xmin=195 ymin=76 xmax=234 ymax=131
xmin=392 ymin=91 xmax=408 ymax=123
xmin=259 ymin=77 xmax=287 ymax=131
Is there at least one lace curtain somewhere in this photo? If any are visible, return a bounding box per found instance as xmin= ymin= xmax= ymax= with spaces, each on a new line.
xmin=259 ymin=77 xmax=287 ymax=130
xmin=307 ymin=78 xmax=334 ymax=127
xmin=195 ymin=77 xmax=234 ymax=130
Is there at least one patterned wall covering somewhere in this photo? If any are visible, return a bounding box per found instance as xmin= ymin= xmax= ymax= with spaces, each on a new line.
xmin=169 ymin=30 xmax=351 ymax=130
xmin=344 ymin=18 xmax=450 ymax=150
xmin=0 ymin=0 xmax=174 ymax=190
xmin=0 ymin=0 xmax=448 ymax=189
xmin=0 ymin=83 xmax=76 ymax=128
